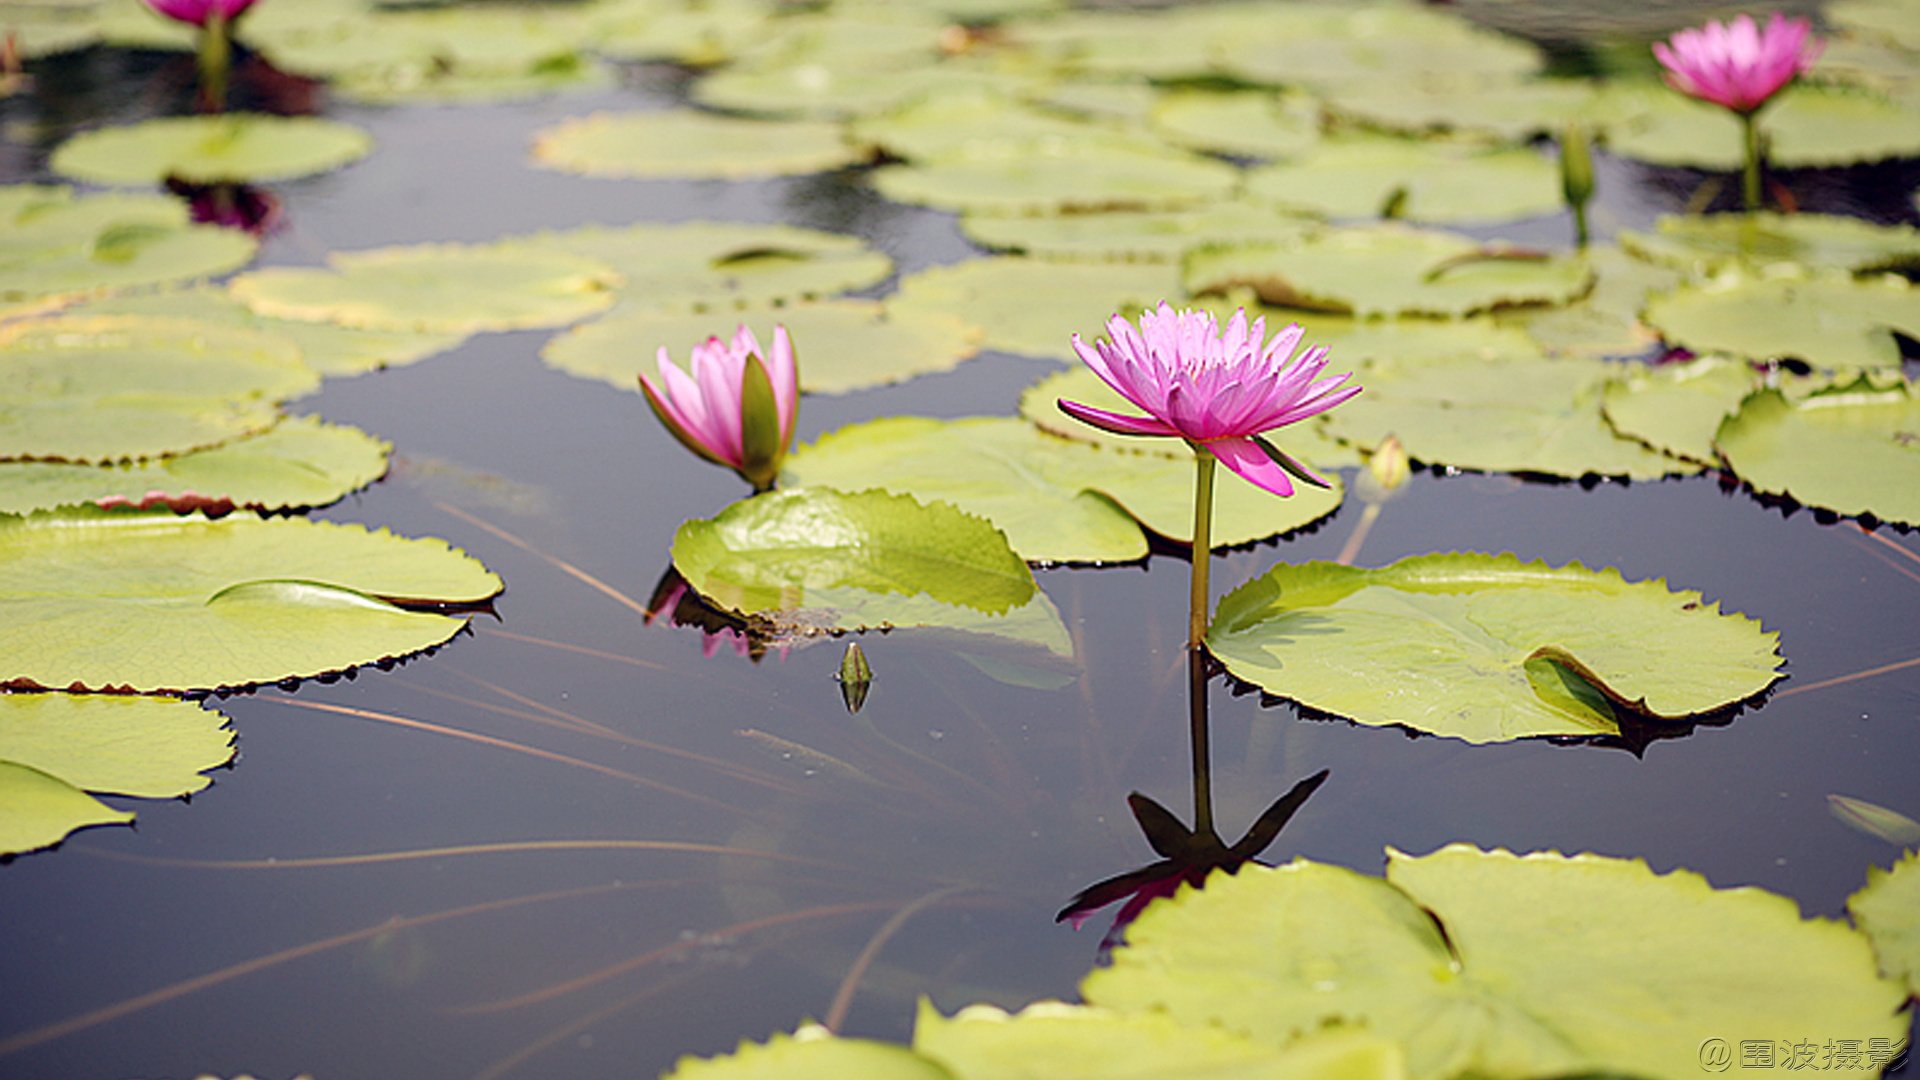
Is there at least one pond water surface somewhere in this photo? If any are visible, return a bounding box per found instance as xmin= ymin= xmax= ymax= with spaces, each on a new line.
xmin=3 ymin=30 xmax=1919 ymax=1080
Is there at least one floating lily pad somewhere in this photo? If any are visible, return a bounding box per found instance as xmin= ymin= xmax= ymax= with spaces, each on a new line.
xmin=587 ymin=0 xmax=775 ymax=66
xmin=850 ymin=88 xmax=1108 ymax=161
xmin=1621 ymin=213 xmax=1920 ymax=277
xmin=1185 ymin=227 xmax=1593 ymax=319
xmin=1849 ymin=849 xmax=1920 ymax=999
xmin=1215 ymin=5 xmax=1544 ymax=87
xmin=1207 ymin=553 xmax=1780 ymax=742
xmin=0 ymin=509 xmax=503 ymax=693
xmin=1604 ymin=82 xmax=1920 ymax=169
xmin=0 ymin=315 xmax=317 ymax=464
xmin=1716 ymin=378 xmax=1920 ymax=527
xmin=229 ymin=244 xmax=620 ymax=333
xmin=1317 ymin=354 xmax=1687 ymax=480
xmin=1829 ymin=0 xmax=1920 ymax=49
xmin=913 ymin=1001 xmax=1404 ymax=1080
xmin=1031 ymin=80 xmax=1162 ymax=126
xmin=50 ymin=114 xmax=374 ymax=186
xmin=665 ymin=1023 xmax=952 ymax=1080
xmin=783 ymin=416 xmax=1345 ymax=565
xmin=871 ymin=133 xmax=1241 ymax=216
xmin=672 ymin=487 xmax=1037 ymax=629
xmin=1601 ymin=357 xmax=1759 ymax=464
xmin=332 ymin=56 xmax=614 ymax=106
xmin=532 ymin=110 xmax=865 ymax=180
xmin=1245 ymin=137 xmax=1563 ymax=225
xmin=1146 ymin=89 xmax=1322 ymax=160
xmin=0 ymin=416 xmax=391 ymax=515
xmin=70 ymin=287 xmax=468 ymax=378
xmin=1320 ymin=77 xmax=1597 ymax=142
xmin=960 ymin=201 xmax=1317 ymax=264
xmin=1643 ymin=271 xmax=1920 ymax=372
xmin=0 ymin=762 xmax=132 ymax=857
xmin=693 ymin=60 xmax=1013 ymax=120
xmin=505 ymin=221 xmax=891 ymax=312
xmin=1498 ymin=244 xmax=1683 ymax=358
xmin=1085 ymin=846 xmax=1906 ymax=1079
xmin=1190 ymin=298 xmax=1543 ymax=366
xmin=543 ymin=300 xmax=982 ymax=397
xmin=1006 ymin=5 xmax=1270 ymax=81
xmin=0 ymin=185 xmax=258 ymax=306
xmin=250 ymin=4 xmax=591 ymax=80
xmin=1020 ymin=366 xmax=1353 ymax=469
xmin=890 ymin=257 xmax=1180 ymax=362
xmin=0 ymin=692 xmax=233 ymax=800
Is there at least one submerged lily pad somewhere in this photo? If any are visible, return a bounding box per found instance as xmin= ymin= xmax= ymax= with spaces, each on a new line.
xmin=543 ymin=300 xmax=982 ymax=397
xmin=1643 ymin=271 xmax=1920 ymax=372
xmin=672 ymin=487 xmax=1039 ymax=631
xmin=1206 ymin=553 xmax=1782 ymax=743
xmin=0 ymin=185 xmax=258 ymax=306
xmin=532 ymin=110 xmax=865 ymax=179
xmin=1146 ymin=89 xmax=1322 ymax=160
xmin=1245 ymin=138 xmax=1563 ymax=225
xmin=1185 ymin=227 xmax=1593 ymax=319
xmin=890 ymin=257 xmax=1181 ymax=362
xmin=50 ymin=114 xmax=374 ymax=185
xmin=0 ymin=315 xmax=316 ymax=464
xmin=1603 ymin=82 xmax=1920 ymax=169
xmin=505 ymin=221 xmax=891 ymax=312
xmin=960 ymin=201 xmax=1317 ymax=264
xmin=0 ymin=509 xmax=503 ymax=693
xmin=230 ymin=244 xmax=620 ymax=333
xmin=0 ymin=416 xmax=391 ymax=516
xmin=871 ymin=134 xmax=1241 ymax=216
xmin=1621 ymin=213 xmax=1920 ymax=277
xmin=1601 ymin=357 xmax=1759 ymax=464
xmin=782 ymin=416 xmax=1345 ymax=565
xmin=1849 ymin=849 xmax=1920 ymax=998
xmin=1085 ymin=846 xmax=1905 ymax=1079
xmin=1319 ymin=355 xmax=1688 ymax=480
xmin=1716 ymin=378 xmax=1920 ymax=527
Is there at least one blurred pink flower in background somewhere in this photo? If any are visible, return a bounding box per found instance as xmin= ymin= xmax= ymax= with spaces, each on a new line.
xmin=141 ymin=0 xmax=258 ymax=27
xmin=1652 ymin=12 xmax=1821 ymax=115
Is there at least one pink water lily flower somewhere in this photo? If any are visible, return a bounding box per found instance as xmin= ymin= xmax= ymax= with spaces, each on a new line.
xmin=142 ymin=0 xmax=258 ymax=27
xmin=1059 ymin=303 xmax=1358 ymax=498
xmin=640 ymin=324 xmax=798 ymax=492
xmin=1653 ymin=12 xmax=1821 ymax=116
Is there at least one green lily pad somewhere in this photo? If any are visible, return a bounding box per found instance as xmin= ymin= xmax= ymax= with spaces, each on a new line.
xmin=665 ymin=1023 xmax=953 ymax=1080
xmin=782 ymin=416 xmax=1345 ymax=565
xmin=890 ymin=257 xmax=1181 ymax=362
xmin=332 ymin=56 xmax=615 ymax=106
xmin=1146 ymin=89 xmax=1322 ymax=160
xmin=1185 ymin=226 xmax=1593 ymax=319
xmin=0 ymin=185 xmax=259 ymax=306
xmin=532 ymin=109 xmax=865 ymax=180
xmin=0 ymin=416 xmax=391 ymax=515
xmin=850 ymin=88 xmax=1110 ymax=162
xmin=1829 ymin=0 xmax=1920 ymax=49
xmin=587 ymin=0 xmax=775 ymax=66
xmin=1245 ymin=137 xmax=1563 ymax=225
xmin=248 ymin=4 xmax=591 ymax=79
xmin=1604 ymin=82 xmax=1920 ymax=169
xmin=1085 ymin=846 xmax=1906 ymax=1079
xmin=229 ymin=244 xmax=621 ymax=333
xmin=0 ymin=5 xmax=105 ymax=59
xmin=913 ymin=1001 xmax=1404 ymax=1080
xmin=1030 ymin=80 xmax=1162 ymax=126
xmin=1497 ymin=244 xmax=1684 ymax=358
xmin=68 ymin=287 xmax=468 ymax=378
xmin=1320 ymin=77 xmax=1598 ymax=142
xmin=1601 ymin=357 xmax=1759 ymax=465
xmin=959 ymin=201 xmax=1318 ymax=264
xmin=1206 ymin=553 xmax=1781 ymax=743
xmin=1716 ymin=378 xmax=1920 ymax=527
xmin=1321 ymin=354 xmax=1687 ymax=480
xmin=0 ymin=314 xmax=317 ymax=464
xmin=1621 ymin=213 xmax=1920 ymax=277
xmin=504 ymin=221 xmax=891 ymax=312
xmin=1849 ymin=849 xmax=1920 ymax=999
xmin=693 ymin=60 xmax=1015 ymax=121
xmin=0 ymin=509 xmax=504 ymax=693
xmin=543 ymin=300 xmax=982 ymax=397
xmin=1643 ymin=271 xmax=1920 ymax=372
xmin=50 ymin=114 xmax=374 ymax=186
xmin=1214 ymin=5 xmax=1544 ymax=87
xmin=1020 ymin=366 xmax=1353 ymax=469
xmin=0 ymin=692 xmax=233 ymax=800
xmin=0 ymin=762 xmax=133 ymax=857
xmin=1190 ymin=298 xmax=1543 ymax=365
xmin=871 ymin=133 xmax=1241 ymax=217
xmin=1005 ymin=5 xmax=1271 ymax=81
xmin=672 ymin=487 xmax=1036 ymax=625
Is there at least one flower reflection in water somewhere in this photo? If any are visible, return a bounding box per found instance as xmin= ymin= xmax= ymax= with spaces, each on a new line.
xmin=166 ymin=177 xmax=283 ymax=235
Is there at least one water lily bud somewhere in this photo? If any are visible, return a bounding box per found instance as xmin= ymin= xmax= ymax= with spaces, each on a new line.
xmin=836 ymin=641 xmax=873 ymax=714
xmin=1560 ymin=122 xmax=1594 ymax=212
xmin=639 ymin=324 xmax=799 ymax=493
xmin=1367 ymin=434 xmax=1410 ymax=495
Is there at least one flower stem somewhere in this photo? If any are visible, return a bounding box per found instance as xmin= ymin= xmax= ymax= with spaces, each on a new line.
xmin=1188 ymin=448 xmax=1215 ymax=652
xmin=1187 ymin=646 xmax=1217 ymax=843
xmin=196 ymin=10 xmax=230 ymax=114
xmin=1740 ymin=111 xmax=1762 ymax=211
xmin=1571 ymin=201 xmax=1589 ymax=250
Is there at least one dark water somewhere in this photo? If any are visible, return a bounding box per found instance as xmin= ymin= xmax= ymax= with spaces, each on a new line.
xmin=3 ymin=41 xmax=1918 ymax=1080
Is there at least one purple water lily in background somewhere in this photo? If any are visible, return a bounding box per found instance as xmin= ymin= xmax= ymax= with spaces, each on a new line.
xmin=141 ymin=0 xmax=258 ymax=27
xmin=639 ymin=324 xmax=799 ymax=494
xmin=1652 ymin=13 xmax=1822 ymax=210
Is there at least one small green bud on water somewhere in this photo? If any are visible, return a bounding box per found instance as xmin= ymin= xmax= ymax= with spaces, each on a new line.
xmin=1366 ymin=434 xmax=1410 ymax=495
xmin=837 ymin=641 xmax=873 ymax=714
